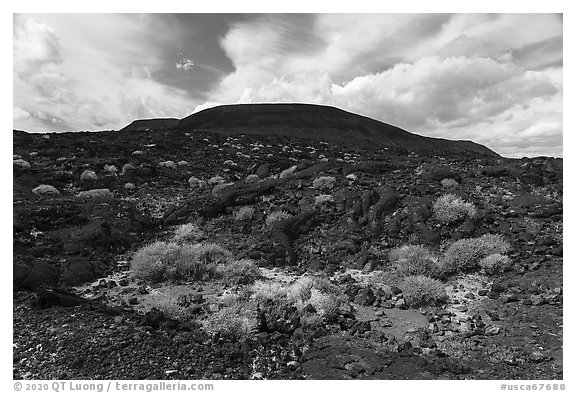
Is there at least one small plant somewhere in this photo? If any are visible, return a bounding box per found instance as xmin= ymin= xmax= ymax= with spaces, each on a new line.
xmin=245 ymin=174 xmax=259 ymax=183
xmin=265 ymin=211 xmax=292 ymax=227
xmin=312 ymin=176 xmax=336 ymax=190
xmin=440 ymin=178 xmax=458 ymax=188
xmin=208 ymin=175 xmax=225 ymax=185
xmin=400 ymin=275 xmax=447 ymax=307
xmin=131 ymin=241 xmax=181 ymax=282
xmin=172 ymin=223 xmax=204 ymax=243
xmin=32 ymin=184 xmax=60 ymax=196
xmin=121 ymin=163 xmax=135 ymax=174
xmin=80 ymin=170 xmax=98 ymax=181
xmin=234 ymin=206 xmax=255 ymax=221
xmin=314 ymin=194 xmax=334 ymax=206
xmin=479 ymin=253 xmax=512 ymax=275
xmin=13 ymin=159 xmax=31 ymax=169
xmin=433 ymin=193 xmax=476 ymax=224
xmin=439 ymin=234 xmax=511 ymax=275
xmin=280 ymin=165 xmax=298 ymax=178
xmin=159 ymin=161 xmax=176 ymax=169
xmin=76 ymin=188 xmax=113 ymax=199
xmin=216 ymin=259 xmax=261 ymax=285
xmin=188 ymin=176 xmax=206 ymax=189
xmin=103 ymin=164 xmax=118 ymax=176
xmin=202 ymin=303 xmax=257 ymax=340
xmin=389 ymin=245 xmax=439 ymax=277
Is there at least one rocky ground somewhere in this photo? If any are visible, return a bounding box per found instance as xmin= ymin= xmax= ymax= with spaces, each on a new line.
xmin=13 ymin=128 xmax=563 ymax=379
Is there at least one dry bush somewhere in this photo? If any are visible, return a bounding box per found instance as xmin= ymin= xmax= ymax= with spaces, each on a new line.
xmin=131 ymin=241 xmax=181 ymax=282
xmin=400 ymin=275 xmax=447 ymax=307
xmin=32 ymin=184 xmax=60 ymax=196
xmin=479 ymin=253 xmax=512 ymax=275
xmin=389 ymin=245 xmax=440 ymax=277
xmin=172 ymin=223 xmax=204 ymax=243
xmin=312 ymin=176 xmax=336 ymax=190
xmin=216 ymin=259 xmax=261 ymax=285
xmin=439 ymin=234 xmax=511 ymax=275
xmin=440 ymin=178 xmax=458 ymax=188
xmin=80 ymin=170 xmax=98 ymax=181
xmin=234 ymin=206 xmax=255 ymax=221
xmin=202 ymin=303 xmax=257 ymax=340
xmin=433 ymin=193 xmax=476 ymax=224
xmin=265 ymin=211 xmax=292 ymax=227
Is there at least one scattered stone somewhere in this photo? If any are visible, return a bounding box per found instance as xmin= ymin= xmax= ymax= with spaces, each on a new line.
xmin=478 ymin=289 xmax=489 ymax=296
xmin=530 ymin=294 xmax=544 ymax=306
xmin=394 ymin=299 xmax=407 ymax=309
xmin=354 ymin=288 xmax=376 ymax=306
xmin=529 ymin=351 xmax=546 ymax=363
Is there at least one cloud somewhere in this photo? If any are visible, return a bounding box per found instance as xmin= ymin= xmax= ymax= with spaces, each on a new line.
xmin=206 ymin=13 xmax=562 ymax=157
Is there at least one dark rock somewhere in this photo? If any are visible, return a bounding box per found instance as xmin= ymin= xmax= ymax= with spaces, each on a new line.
xmin=21 ymin=260 xmax=60 ymax=289
xmin=30 ymin=288 xmax=88 ymax=309
xmin=354 ymin=287 xmax=376 ymax=306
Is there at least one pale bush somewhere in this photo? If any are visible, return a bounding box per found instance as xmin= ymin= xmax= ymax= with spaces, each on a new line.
xmin=188 ymin=176 xmax=206 ymax=189
xmin=124 ymin=182 xmax=136 ymax=190
xmin=172 ymin=223 xmax=204 ymax=243
xmin=80 ymin=170 xmax=98 ymax=181
xmin=32 ymin=184 xmax=59 ymax=196
xmin=280 ymin=165 xmax=298 ymax=178
xmin=177 ymin=160 xmax=188 ymax=166
xmin=439 ymin=234 xmax=511 ymax=275
xmin=234 ymin=206 xmax=255 ymax=221
xmin=121 ymin=163 xmax=135 ymax=174
xmin=400 ymin=275 xmax=447 ymax=307
xmin=265 ymin=211 xmax=292 ymax=227
xmin=207 ymin=175 xmax=225 ymax=185
xmin=103 ymin=164 xmax=118 ymax=175
xmin=250 ymin=281 xmax=288 ymax=303
xmin=440 ymin=178 xmax=458 ymax=188
xmin=216 ymin=259 xmax=261 ymax=285
xmin=76 ymin=188 xmax=113 ymax=199
xmin=131 ymin=241 xmax=181 ymax=282
xmin=312 ymin=176 xmax=336 ymax=190
xmin=479 ymin=253 xmax=512 ymax=275
xmin=159 ymin=160 xmax=176 ymax=169
xmin=202 ymin=303 xmax=257 ymax=340
xmin=245 ymin=174 xmax=259 ymax=183
xmin=13 ymin=159 xmax=31 ymax=169
xmin=192 ymin=242 xmax=233 ymax=265
xmin=389 ymin=245 xmax=439 ymax=277
xmin=314 ymin=194 xmax=334 ymax=206
xmin=433 ymin=193 xmax=476 ymax=224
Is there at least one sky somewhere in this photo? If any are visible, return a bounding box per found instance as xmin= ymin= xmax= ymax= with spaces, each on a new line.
xmin=13 ymin=13 xmax=563 ymax=157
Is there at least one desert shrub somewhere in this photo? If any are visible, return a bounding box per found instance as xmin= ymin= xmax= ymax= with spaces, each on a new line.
xmin=80 ymin=170 xmax=98 ymax=181
xmin=312 ymin=176 xmax=336 ymax=190
xmin=32 ymin=184 xmax=60 ymax=196
xmin=433 ymin=193 xmax=476 ymax=224
xmin=159 ymin=160 xmax=176 ymax=169
xmin=121 ymin=163 xmax=135 ymax=174
xmin=172 ymin=223 xmax=204 ymax=243
xmin=479 ymin=254 xmax=512 ymax=275
xmin=188 ymin=176 xmax=206 ymax=189
xmin=76 ymin=188 xmax=113 ymax=199
xmin=124 ymin=182 xmax=136 ymax=190
xmin=177 ymin=160 xmax=188 ymax=166
xmin=265 ymin=211 xmax=292 ymax=227
xmin=234 ymin=206 xmax=255 ymax=221
xmin=13 ymin=159 xmax=31 ymax=169
xmin=440 ymin=178 xmax=458 ymax=188
xmin=208 ymin=175 xmax=225 ymax=185
xmin=245 ymin=174 xmax=259 ymax=183
xmin=216 ymin=259 xmax=261 ymax=285
xmin=103 ymin=164 xmax=118 ymax=175
xmin=400 ymin=275 xmax=447 ymax=307
xmin=131 ymin=241 xmax=181 ymax=282
xmin=439 ymin=234 xmax=511 ymax=275
xmin=314 ymin=194 xmax=334 ymax=206
xmin=202 ymin=303 xmax=257 ymax=340
xmin=250 ymin=281 xmax=288 ymax=303
xmin=389 ymin=245 xmax=439 ymax=277
xmin=280 ymin=165 xmax=298 ymax=178
xmin=131 ymin=241 xmax=230 ymax=282
xmin=146 ymin=293 xmax=189 ymax=320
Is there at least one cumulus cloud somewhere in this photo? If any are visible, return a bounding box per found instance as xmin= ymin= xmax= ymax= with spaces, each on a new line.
xmin=206 ymin=13 xmax=563 ymax=157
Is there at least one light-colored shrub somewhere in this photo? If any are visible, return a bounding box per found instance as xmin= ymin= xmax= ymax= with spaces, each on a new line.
xmin=234 ymin=206 xmax=255 ymax=221
xmin=159 ymin=160 xmax=176 ymax=169
xmin=76 ymin=188 xmax=113 ymax=199
xmin=439 ymin=234 xmax=511 ymax=275
xmin=202 ymin=303 xmax=257 ymax=340
xmin=280 ymin=165 xmax=298 ymax=178
xmin=479 ymin=253 xmax=513 ymax=275
xmin=433 ymin=193 xmax=476 ymax=224
xmin=400 ymin=275 xmax=447 ymax=307
xmin=440 ymin=178 xmax=458 ymax=188
xmin=131 ymin=241 xmax=181 ymax=282
xmin=208 ymin=175 xmax=225 ymax=185
xmin=121 ymin=163 xmax=135 ymax=174
xmin=172 ymin=223 xmax=204 ymax=243
xmin=103 ymin=164 xmax=118 ymax=176
xmin=265 ymin=211 xmax=292 ymax=227
xmin=245 ymin=174 xmax=259 ymax=183
xmin=80 ymin=170 xmax=98 ymax=181
xmin=124 ymin=182 xmax=136 ymax=190
xmin=32 ymin=184 xmax=60 ymax=196
xmin=188 ymin=176 xmax=206 ymax=189
xmin=312 ymin=176 xmax=336 ymax=190
xmin=177 ymin=160 xmax=188 ymax=166
xmin=314 ymin=194 xmax=334 ymax=206
xmin=13 ymin=159 xmax=31 ymax=169
xmin=132 ymin=150 xmax=143 ymax=156
xmin=389 ymin=245 xmax=439 ymax=277
xmin=216 ymin=259 xmax=261 ymax=285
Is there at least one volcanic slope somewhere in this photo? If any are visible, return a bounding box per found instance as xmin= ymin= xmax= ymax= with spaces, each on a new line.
xmin=121 ymin=104 xmax=498 ymax=156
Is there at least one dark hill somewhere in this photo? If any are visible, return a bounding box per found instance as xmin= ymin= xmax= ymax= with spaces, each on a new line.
xmin=119 ymin=118 xmax=179 ymax=132
xmin=122 ymin=104 xmax=498 ymax=156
